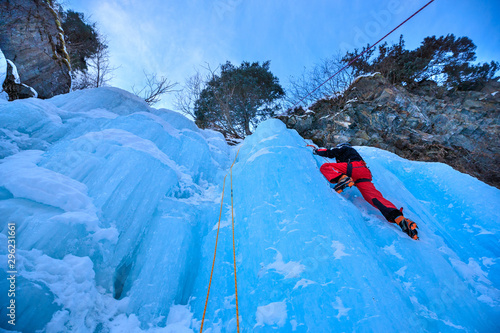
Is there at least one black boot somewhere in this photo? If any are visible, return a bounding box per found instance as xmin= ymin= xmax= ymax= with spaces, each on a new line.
xmin=395 ymin=216 xmax=419 ymax=240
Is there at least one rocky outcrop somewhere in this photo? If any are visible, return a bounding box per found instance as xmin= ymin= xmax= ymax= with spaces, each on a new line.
xmin=279 ymin=74 xmax=500 ymax=188
xmin=0 ymin=0 xmax=71 ymax=99
xmin=2 ymin=58 xmax=38 ymax=100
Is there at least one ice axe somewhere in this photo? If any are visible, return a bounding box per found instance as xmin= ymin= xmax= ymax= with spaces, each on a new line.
xmin=306 ymin=144 xmax=319 ymax=154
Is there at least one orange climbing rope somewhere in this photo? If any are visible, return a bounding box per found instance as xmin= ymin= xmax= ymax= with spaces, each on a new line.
xmin=230 ymin=165 xmax=240 ymax=332
xmin=199 ymin=174 xmax=226 ymax=333
xmin=200 ymin=147 xmax=241 ymax=333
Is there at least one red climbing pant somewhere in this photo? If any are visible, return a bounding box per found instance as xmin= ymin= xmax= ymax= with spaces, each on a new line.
xmin=320 ymin=161 xmax=401 ymax=222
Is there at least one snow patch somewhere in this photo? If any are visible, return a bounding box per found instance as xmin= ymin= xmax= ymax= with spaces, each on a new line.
xmin=481 ymin=257 xmax=495 ymax=268
xmin=6 ymin=59 xmax=20 ymax=83
xmin=332 ymin=297 xmax=351 ymax=320
xmin=17 ymin=250 xmax=128 ymax=332
xmin=264 ymin=249 xmax=305 ymax=279
xmin=247 ymin=147 xmax=273 ymax=163
xmin=259 ymin=134 xmax=278 ymax=143
xmin=163 ymin=304 xmax=195 ymax=332
xmin=293 ymin=279 xmax=316 ymax=290
xmin=351 ymin=72 xmax=382 ymax=85
xmin=383 ymin=243 xmax=403 ymax=260
xmin=0 ymin=150 xmax=96 ymax=213
xmin=331 ymin=241 xmax=349 ymax=260
xmin=472 ymin=224 xmax=494 ymax=235
xmin=23 ymin=83 xmax=38 ymax=98
xmin=255 ymin=301 xmax=287 ymax=328
xmin=395 ymin=266 xmax=407 ymax=277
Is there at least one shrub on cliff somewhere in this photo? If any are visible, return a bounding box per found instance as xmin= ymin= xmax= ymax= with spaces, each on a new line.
xmin=60 ymin=10 xmax=100 ymax=73
xmin=59 ymin=8 xmax=114 ymax=89
xmin=342 ymin=34 xmax=499 ymax=91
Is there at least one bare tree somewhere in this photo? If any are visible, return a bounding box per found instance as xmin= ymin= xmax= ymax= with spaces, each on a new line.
xmin=132 ymin=70 xmax=178 ymax=106
xmin=211 ymin=70 xmax=237 ymax=136
xmin=287 ymin=52 xmax=355 ymax=107
xmin=71 ymin=70 xmax=93 ymax=90
xmin=71 ymin=35 xmax=117 ymax=90
xmin=185 ymin=63 xmax=239 ymax=136
xmin=175 ymin=70 xmax=205 ymax=119
xmin=88 ymin=37 xmax=114 ymax=88
xmin=175 ymin=63 xmax=251 ymax=137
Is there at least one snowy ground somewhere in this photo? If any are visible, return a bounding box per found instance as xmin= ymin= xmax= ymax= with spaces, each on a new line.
xmin=0 ymin=88 xmax=499 ymax=332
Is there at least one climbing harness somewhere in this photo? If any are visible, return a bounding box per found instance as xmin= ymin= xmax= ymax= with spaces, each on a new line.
xmin=200 ymin=147 xmax=242 ymax=333
xmin=346 ymin=161 xmax=372 ymax=185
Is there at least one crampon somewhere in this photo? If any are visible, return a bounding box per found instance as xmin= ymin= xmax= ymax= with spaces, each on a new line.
xmin=334 ymin=174 xmax=355 ymax=193
xmin=395 ymin=216 xmax=419 ymax=240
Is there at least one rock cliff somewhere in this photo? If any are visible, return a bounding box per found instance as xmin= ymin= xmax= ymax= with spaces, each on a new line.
xmin=0 ymin=0 xmax=71 ymax=99
xmin=279 ymin=74 xmax=500 ymax=188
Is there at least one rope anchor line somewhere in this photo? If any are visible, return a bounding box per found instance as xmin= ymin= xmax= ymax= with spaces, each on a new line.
xmin=290 ymin=0 xmax=436 ymax=111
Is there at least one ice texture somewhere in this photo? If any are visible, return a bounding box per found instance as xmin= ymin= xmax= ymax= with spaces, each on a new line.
xmin=0 ymin=88 xmax=499 ymax=332
xmin=0 ymin=48 xmax=8 ymax=101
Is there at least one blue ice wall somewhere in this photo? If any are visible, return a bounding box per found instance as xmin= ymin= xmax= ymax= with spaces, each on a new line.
xmin=0 ymin=89 xmax=498 ymax=332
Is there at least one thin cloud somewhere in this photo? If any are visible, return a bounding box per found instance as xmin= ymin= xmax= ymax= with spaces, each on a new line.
xmin=65 ymin=0 xmax=500 ymax=110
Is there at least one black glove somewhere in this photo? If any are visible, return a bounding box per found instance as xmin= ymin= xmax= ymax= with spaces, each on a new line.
xmin=314 ymin=148 xmax=328 ymax=157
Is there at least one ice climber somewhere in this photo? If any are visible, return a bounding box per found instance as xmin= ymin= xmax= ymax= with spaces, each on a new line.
xmin=313 ymin=143 xmax=419 ymax=240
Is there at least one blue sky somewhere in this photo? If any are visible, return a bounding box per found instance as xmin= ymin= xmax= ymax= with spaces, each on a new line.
xmin=63 ymin=0 xmax=500 ymax=109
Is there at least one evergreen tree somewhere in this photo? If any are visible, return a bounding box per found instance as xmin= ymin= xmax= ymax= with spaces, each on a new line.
xmin=342 ymin=34 xmax=498 ymax=90
xmin=59 ymin=9 xmax=115 ymax=90
xmin=60 ymin=10 xmax=100 ymax=72
xmin=195 ymin=61 xmax=284 ymax=138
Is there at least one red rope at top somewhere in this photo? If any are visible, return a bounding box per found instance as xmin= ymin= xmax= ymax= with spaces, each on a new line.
xmin=289 ymin=0 xmax=436 ymax=111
